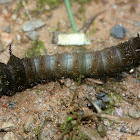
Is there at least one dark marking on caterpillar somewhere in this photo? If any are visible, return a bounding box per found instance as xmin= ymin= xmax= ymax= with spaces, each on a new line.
xmin=0 ymin=35 xmax=140 ymax=97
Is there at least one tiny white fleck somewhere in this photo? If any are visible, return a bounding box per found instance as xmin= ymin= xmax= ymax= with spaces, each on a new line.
xmin=129 ymin=68 xmax=134 ymax=73
xmin=38 ymin=99 xmax=42 ymax=102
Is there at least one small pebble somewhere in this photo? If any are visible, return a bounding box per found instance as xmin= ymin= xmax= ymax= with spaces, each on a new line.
xmin=1 ymin=121 xmax=16 ymax=131
xmin=17 ymin=34 xmax=21 ymax=41
xmin=94 ymin=100 xmax=107 ymax=110
xmin=103 ymin=119 xmax=110 ymax=127
xmin=3 ymin=132 xmax=17 ymax=140
xmin=23 ymin=116 xmax=34 ymax=133
xmin=115 ymin=107 xmax=123 ymax=118
xmin=132 ymin=72 xmax=136 ymax=78
xmin=3 ymin=25 xmax=11 ymax=33
xmin=120 ymin=126 xmax=126 ymax=133
xmin=110 ymin=24 xmax=126 ymax=39
xmin=22 ymin=107 xmax=29 ymax=113
xmin=112 ymin=4 xmax=117 ymax=9
xmin=134 ymin=21 xmax=140 ymax=27
xmin=22 ymin=20 xmax=46 ymax=32
xmin=88 ymin=100 xmax=107 ymax=111
xmin=128 ymin=106 xmax=140 ymax=119
xmin=64 ymin=78 xmax=72 ymax=87
xmin=9 ymin=102 xmax=16 ymax=109
xmin=101 ymin=95 xmax=110 ymax=103
xmin=95 ymin=92 xmax=110 ymax=103
xmin=95 ymin=92 xmax=106 ymax=99
xmin=38 ymin=98 xmax=42 ymax=103
xmin=43 ymin=104 xmax=47 ymax=107
xmin=97 ymin=123 xmax=107 ymax=137
xmin=26 ymin=31 xmax=40 ymax=40
xmin=70 ymin=85 xmax=77 ymax=90
xmin=34 ymin=101 xmax=38 ymax=103
xmin=11 ymin=14 xmax=17 ymax=21
xmin=45 ymin=5 xmax=50 ymax=10
xmin=129 ymin=68 xmax=134 ymax=73
xmin=122 ymin=93 xmax=125 ymax=97
xmin=131 ymin=123 xmax=140 ymax=134
xmin=79 ymin=110 xmax=84 ymax=115
xmin=87 ymin=101 xmax=92 ymax=109
xmin=122 ymin=72 xmax=128 ymax=78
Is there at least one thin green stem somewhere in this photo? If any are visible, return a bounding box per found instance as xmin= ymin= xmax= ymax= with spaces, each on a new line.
xmin=65 ymin=0 xmax=78 ymax=33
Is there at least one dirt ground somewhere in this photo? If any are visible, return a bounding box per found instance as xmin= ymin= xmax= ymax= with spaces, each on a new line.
xmin=0 ymin=0 xmax=140 ymax=140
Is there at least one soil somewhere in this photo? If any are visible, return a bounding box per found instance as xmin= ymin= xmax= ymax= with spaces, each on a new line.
xmin=0 ymin=0 xmax=140 ymax=140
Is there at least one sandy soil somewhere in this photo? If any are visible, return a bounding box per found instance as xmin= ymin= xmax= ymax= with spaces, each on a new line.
xmin=0 ymin=0 xmax=140 ymax=139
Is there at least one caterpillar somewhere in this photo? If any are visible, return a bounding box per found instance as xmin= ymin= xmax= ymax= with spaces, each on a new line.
xmin=0 ymin=35 xmax=140 ymax=97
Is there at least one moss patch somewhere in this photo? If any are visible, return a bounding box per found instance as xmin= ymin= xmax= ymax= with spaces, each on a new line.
xmin=37 ymin=0 xmax=62 ymax=9
xmin=26 ymin=40 xmax=46 ymax=57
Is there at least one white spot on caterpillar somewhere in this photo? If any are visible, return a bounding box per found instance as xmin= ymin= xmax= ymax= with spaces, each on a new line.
xmin=65 ymin=54 xmax=73 ymax=74
xmin=85 ymin=54 xmax=92 ymax=74
xmin=34 ymin=58 xmax=39 ymax=73
xmin=49 ymin=56 xmax=55 ymax=71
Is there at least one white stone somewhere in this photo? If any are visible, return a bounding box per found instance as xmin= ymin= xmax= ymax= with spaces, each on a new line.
xmin=3 ymin=132 xmax=17 ymax=140
xmin=1 ymin=121 xmax=15 ymax=131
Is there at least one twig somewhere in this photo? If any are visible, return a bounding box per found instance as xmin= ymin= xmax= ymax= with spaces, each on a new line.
xmin=83 ymin=93 xmax=137 ymax=123
xmin=71 ymin=112 xmax=136 ymax=123
xmin=85 ymin=93 xmax=102 ymax=113
xmin=78 ymin=10 xmax=105 ymax=33
xmin=21 ymin=0 xmax=32 ymax=20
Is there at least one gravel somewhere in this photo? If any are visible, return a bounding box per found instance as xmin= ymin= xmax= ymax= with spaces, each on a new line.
xmin=110 ymin=24 xmax=126 ymax=39
xmin=128 ymin=106 xmax=140 ymax=119
xmin=26 ymin=31 xmax=40 ymax=40
xmin=22 ymin=20 xmax=46 ymax=32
